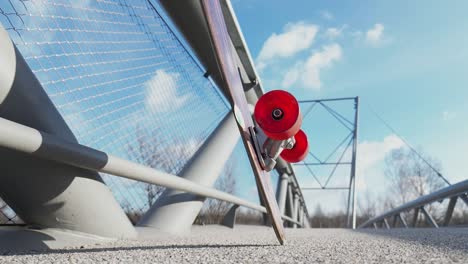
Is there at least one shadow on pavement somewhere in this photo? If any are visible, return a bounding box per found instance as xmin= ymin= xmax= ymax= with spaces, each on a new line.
xmin=3 ymin=243 xmax=280 ymax=256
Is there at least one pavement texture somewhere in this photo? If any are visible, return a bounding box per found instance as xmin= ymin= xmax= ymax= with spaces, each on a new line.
xmin=0 ymin=225 xmax=467 ymax=263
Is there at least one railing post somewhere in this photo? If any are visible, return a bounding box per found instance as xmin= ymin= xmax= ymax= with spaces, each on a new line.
xmin=286 ymin=184 xmax=295 ymax=227
xmin=443 ymin=196 xmax=458 ymax=226
xmin=412 ymin=208 xmax=420 ymax=227
xmin=383 ymin=218 xmax=390 ymax=229
xmin=398 ymin=214 xmax=408 ymax=228
xmin=276 ymin=173 xmax=289 ymax=216
xmin=292 ymin=192 xmax=299 ymax=228
xmin=298 ymin=205 xmax=304 ymax=228
xmin=392 ymin=215 xmax=398 ymax=228
xmin=139 ymin=112 xmax=239 ymax=234
xmin=421 ymin=207 xmax=439 ymax=228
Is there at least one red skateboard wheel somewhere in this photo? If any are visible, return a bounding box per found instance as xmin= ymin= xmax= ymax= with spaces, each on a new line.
xmin=280 ymin=129 xmax=308 ymax=163
xmin=254 ymin=90 xmax=301 ymax=140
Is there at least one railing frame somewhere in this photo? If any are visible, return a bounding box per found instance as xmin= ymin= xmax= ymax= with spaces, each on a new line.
xmin=359 ymin=180 xmax=468 ymax=228
xmin=0 ymin=117 xmax=302 ymax=226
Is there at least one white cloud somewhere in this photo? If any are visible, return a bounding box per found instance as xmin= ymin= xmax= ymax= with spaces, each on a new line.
xmin=256 ymin=22 xmax=318 ymax=69
xmin=336 ymin=134 xmax=404 ymax=191
xmin=320 ymin=10 xmax=334 ymax=20
xmin=281 ymin=43 xmax=342 ymax=90
xmin=442 ymin=111 xmax=457 ymax=121
xmin=325 ymin=28 xmax=341 ymax=39
xmin=365 ymin=23 xmax=385 ymax=46
xmin=356 ymin=134 xmax=405 ymax=177
xmin=166 ymin=138 xmax=200 ymax=160
xmin=145 ymin=70 xmax=188 ymax=112
xmin=325 ymin=25 xmax=347 ymax=40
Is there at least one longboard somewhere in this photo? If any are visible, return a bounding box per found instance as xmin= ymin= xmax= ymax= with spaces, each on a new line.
xmin=200 ymin=0 xmax=286 ymax=244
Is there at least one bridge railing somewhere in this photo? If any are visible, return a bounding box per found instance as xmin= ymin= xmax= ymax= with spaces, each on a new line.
xmin=0 ymin=116 xmax=301 ymax=226
xmin=359 ymin=180 xmax=468 ymax=229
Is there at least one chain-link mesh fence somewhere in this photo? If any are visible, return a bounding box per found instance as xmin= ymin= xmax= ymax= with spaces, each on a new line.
xmin=0 ymin=0 xmax=243 ymax=224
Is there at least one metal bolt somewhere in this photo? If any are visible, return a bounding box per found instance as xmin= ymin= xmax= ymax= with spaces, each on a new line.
xmin=272 ymin=108 xmax=284 ymax=120
xmin=285 ymin=138 xmax=295 ymax=149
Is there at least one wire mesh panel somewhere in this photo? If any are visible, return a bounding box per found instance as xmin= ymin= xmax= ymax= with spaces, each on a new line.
xmin=0 ymin=198 xmax=23 ymax=225
xmin=0 ymin=0 xmax=231 ymax=222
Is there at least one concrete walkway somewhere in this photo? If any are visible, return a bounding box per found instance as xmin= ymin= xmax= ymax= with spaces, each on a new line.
xmin=1 ymin=225 xmax=467 ymax=263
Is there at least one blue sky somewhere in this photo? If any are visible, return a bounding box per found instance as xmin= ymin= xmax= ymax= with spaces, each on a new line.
xmin=232 ymin=0 xmax=468 ymax=212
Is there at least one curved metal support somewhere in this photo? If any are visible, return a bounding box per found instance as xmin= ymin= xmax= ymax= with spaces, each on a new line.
xmin=0 ymin=25 xmax=135 ymax=239
xmin=221 ymin=204 xmax=239 ymax=228
xmin=138 ymin=113 xmax=238 ymax=234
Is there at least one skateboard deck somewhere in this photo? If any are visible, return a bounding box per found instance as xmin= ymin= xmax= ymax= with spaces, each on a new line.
xmin=201 ymin=0 xmax=286 ymax=245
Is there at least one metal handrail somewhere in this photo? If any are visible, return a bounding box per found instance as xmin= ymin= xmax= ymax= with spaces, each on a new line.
xmin=0 ymin=117 xmax=302 ymax=226
xmin=359 ymin=179 xmax=468 ymax=228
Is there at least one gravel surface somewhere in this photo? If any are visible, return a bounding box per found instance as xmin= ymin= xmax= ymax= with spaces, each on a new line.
xmin=1 ymin=225 xmax=467 ymax=263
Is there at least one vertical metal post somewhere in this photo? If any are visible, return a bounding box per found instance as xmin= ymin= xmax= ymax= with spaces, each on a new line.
xmin=286 ymin=184 xmax=295 ymax=227
xmin=277 ymin=173 xmax=289 ymax=215
xmin=412 ymin=208 xmax=420 ymax=227
xmin=392 ymin=214 xmax=398 ymax=227
xmin=443 ymin=196 xmax=458 ymax=226
xmin=347 ymin=96 xmax=359 ymax=229
xmin=293 ymin=192 xmax=299 ymax=229
xmin=298 ymin=205 xmax=304 ymax=228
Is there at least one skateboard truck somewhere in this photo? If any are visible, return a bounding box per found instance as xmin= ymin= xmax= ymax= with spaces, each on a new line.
xmin=249 ymin=126 xmax=296 ymax=171
xmin=250 ymin=90 xmax=309 ymax=171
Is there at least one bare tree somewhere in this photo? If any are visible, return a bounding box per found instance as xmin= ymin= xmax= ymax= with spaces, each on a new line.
xmin=358 ymin=190 xmax=378 ymax=220
xmin=196 ymin=160 xmax=237 ymax=225
xmin=127 ymin=126 xmax=200 ymax=208
xmin=235 ymin=208 xmax=264 ymax=225
xmin=128 ymin=129 xmax=169 ymax=207
xmin=310 ymin=204 xmax=326 ymax=228
xmin=383 ymin=148 xmax=446 ymax=224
